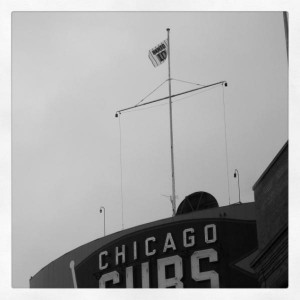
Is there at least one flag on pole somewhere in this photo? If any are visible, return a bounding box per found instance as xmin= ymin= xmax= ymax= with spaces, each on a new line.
xmin=148 ymin=39 xmax=168 ymax=67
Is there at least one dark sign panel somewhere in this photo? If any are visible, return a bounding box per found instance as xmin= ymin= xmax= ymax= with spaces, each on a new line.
xmin=75 ymin=219 xmax=258 ymax=288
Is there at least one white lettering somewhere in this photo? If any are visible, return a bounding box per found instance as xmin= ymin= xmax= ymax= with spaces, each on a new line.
xmin=157 ymin=255 xmax=183 ymax=288
xmin=183 ymin=228 xmax=195 ymax=248
xmin=115 ymin=245 xmax=126 ymax=265
xmin=141 ymin=262 xmax=150 ymax=288
xmin=99 ymin=271 xmax=120 ymax=288
xmin=133 ymin=241 xmax=137 ymax=260
xmin=191 ymin=249 xmax=219 ymax=288
xmin=163 ymin=232 xmax=176 ymax=252
xmin=145 ymin=237 xmax=156 ymax=256
xmin=204 ymin=224 xmax=217 ymax=244
xmin=99 ymin=251 xmax=108 ymax=270
xmin=125 ymin=263 xmax=149 ymax=288
xmin=126 ymin=266 xmax=133 ymax=288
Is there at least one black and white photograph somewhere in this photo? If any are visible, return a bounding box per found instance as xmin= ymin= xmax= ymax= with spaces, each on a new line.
xmin=9 ymin=8 xmax=291 ymax=292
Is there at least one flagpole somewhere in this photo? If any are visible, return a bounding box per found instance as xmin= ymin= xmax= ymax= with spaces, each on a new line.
xmin=167 ymin=28 xmax=176 ymax=214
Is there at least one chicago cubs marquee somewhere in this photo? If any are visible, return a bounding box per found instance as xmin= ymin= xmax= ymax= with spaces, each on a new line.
xmin=30 ymin=193 xmax=259 ymax=288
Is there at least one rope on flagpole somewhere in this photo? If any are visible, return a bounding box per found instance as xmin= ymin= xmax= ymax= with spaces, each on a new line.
xmin=118 ymin=115 xmax=124 ymax=229
xmin=173 ymin=85 xmax=221 ymax=104
xmin=171 ymin=78 xmax=206 ymax=87
xmin=135 ymin=79 xmax=169 ymax=107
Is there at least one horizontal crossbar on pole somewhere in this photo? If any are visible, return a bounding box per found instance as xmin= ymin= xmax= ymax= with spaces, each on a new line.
xmin=115 ymin=81 xmax=227 ymax=116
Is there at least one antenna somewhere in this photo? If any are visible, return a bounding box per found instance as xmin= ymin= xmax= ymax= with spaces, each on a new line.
xmin=166 ymin=28 xmax=176 ymax=213
xmin=162 ymin=194 xmax=177 ymax=216
xmin=115 ymin=29 xmax=228 ymax=221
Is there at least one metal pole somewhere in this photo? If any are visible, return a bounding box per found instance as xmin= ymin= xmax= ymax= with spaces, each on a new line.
xmin=69 ymin=260 xmax=78 ymax=288
xmin=283 ymin=12 xmax=288 ymax=62
xmin=167 ymin=28 xmax=176 ymax=212
xmin=222 ymin=83 xmax=230 ymax=205
xmin=237 ymin=171 xmax=241 ymax=204
xmin=234 ymin=169 xmax=241 ymax=204
xmin=161 ymin=194 xmax=176 ymax=216
xmin=115 ymin=81 xmax=226 ymax=116
xmin=100 ymin=206 xmax=106 ymax=236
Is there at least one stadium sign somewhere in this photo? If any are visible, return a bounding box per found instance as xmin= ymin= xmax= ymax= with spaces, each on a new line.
xmin=75 ymin=219 xmax=258 ymax=288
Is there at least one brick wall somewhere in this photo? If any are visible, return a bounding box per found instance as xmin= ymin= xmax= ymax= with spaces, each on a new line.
xmin=253 ymin=143 xmax=288 ymax=251
xmin=251 ymin=141 xmax=288 ymax=287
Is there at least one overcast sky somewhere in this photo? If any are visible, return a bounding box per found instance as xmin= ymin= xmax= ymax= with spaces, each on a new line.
xmin=12 ymin=12 xmax=288 ymax=287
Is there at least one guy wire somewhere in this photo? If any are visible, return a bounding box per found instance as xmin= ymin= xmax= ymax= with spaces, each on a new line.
xmin=172 ymin=78 xmax=206 ymax=87
xmin=118 ymin=115 xmax=124 ymax=229
xmin=122 ymin=85 xmax=220 ymax=115
xmin=135 ymin=79 xmax=168 ymax=106
xmin=222 ymin=84 xmax=231 ymax=205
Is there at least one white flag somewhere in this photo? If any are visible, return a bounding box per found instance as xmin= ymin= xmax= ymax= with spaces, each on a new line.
xmin=148 ymin=39 xmax=168 ymax=67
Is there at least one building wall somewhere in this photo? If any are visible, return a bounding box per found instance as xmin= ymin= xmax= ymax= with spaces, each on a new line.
xmin=251 ymin=141 xmax=288 ymax=287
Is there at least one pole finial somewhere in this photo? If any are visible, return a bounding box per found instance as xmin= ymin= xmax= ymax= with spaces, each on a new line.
xmin=167 ymin=28 xmax=170 ymax=31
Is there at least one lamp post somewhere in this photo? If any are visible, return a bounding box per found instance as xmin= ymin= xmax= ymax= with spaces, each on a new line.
xmin=100 ymin=206 xmax=106 ymax=236
xmin=233 ymin=169 xmax=241 ymax=204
